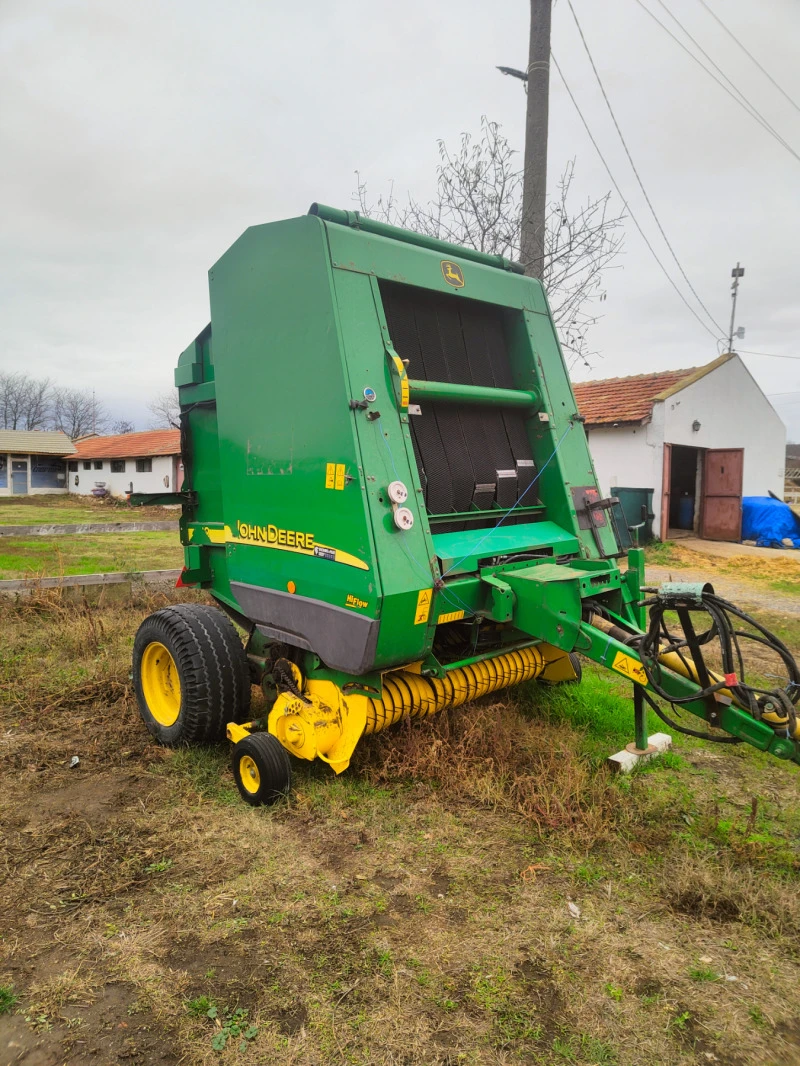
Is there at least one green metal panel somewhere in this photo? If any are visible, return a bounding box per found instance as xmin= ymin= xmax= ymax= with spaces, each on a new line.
xmin=432 ymin=521 xmax=579 ymax=576
xmin=173 ymin=209 xmax=629 ymax=673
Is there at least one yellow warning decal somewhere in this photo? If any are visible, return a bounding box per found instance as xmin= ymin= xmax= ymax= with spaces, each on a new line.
xmin=611 ymin=650 xmax=647 ymax=686
xmin=325 ymin=462 xmax=346 ymax=490
xmin=414 ymin=588 xmax=433 ymax=625
xmin=438 ymin=609 xmax=465 ymax=624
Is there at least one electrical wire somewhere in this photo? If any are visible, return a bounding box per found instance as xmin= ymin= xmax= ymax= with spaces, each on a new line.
xmin=632 ymin=0 xmax=800 ymax=165
xmin=552 ymin=52 xmax=723 ymax=344
xmin=737 ymin=349 xmax=800 ymax=361
xmin=651 ymin=0 xmax=798 ymax=153
xmin=694 ymin=0 xmax=800 ymax=115
xmin=565 ymin=0 xmax=726 ymax=338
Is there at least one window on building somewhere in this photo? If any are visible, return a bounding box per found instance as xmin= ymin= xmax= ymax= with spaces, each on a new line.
xmin=0 ymin=456 xmax=6 ymax=490
xmin=110 ymin=459 xmax=126 ymax=473
xmin=135 ymin=458 xmax=152 ymax=473
xmin=68 ymin=461 xmax=78 ymax=472
xmin=93 ymin=460 xmax=103 ymax=470
xmin=31 ymin=457 xmax=67 ymax=489
xmin=83 ymin=461 xmax=92 ymax=470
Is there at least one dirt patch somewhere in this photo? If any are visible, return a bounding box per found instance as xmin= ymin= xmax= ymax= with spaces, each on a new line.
xmin=0 ymin=982 xmax=179 ymax=1066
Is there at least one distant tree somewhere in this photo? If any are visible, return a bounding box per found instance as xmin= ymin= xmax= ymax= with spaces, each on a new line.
xmin=0 ymin=372 xmax=53 ymax=430
xmin=51 ymin=387 xmax=107 ymax=440
xmin=356 ymin=118 xmax=625 ymax=368
xmin=147 ymin=389 xmax=180 ymax=429
xmin=111 ymin=419 xmax=136 ymax=435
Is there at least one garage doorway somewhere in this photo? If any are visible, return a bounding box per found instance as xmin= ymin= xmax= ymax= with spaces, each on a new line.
xmin=667 ymin=444 xmax=701 ymax=537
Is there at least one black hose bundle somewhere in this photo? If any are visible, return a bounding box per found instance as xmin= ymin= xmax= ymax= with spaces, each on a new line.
xmin=631 ymin=590 xmax=800 ymax=742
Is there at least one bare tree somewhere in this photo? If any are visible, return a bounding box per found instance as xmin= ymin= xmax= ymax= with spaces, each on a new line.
xmin=147 ymin=389 xmax=181 ymax=429
xmin=0 ymin=372 xmax=53 ymax=430
xmin=51 ymin=387 xmax=107 ymax=440
xmin=355 ymin=118 xmax=624 ymax=367
xmin=111 ymin=419 xmax=136 ymax=435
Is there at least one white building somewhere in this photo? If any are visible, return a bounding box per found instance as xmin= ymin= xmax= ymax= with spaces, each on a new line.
xmin=68 ymin=429 xmax=182 ymax=498
xmin=574 ymin=354 xmax=785 ymax=542
xmin=0 ymin=430 xmax=75 ymax=496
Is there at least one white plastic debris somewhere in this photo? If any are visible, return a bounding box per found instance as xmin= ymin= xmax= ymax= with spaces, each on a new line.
xmin=69 ymin=756 xmax=80 ymax=768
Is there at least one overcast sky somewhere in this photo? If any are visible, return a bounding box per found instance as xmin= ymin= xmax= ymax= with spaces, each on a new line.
xmin=2 ymin=0 xmax=799 ymax=438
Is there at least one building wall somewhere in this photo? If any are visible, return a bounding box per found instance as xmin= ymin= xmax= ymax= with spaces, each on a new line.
xmin=68 ymin=455 xmax=177 ymax=497
xmin=0 ymin=454 xmax=69 ymax=496
xmin=586 ymin=404 xmax=666 ymax=525
xmin=661 ymin=355 xmax=785 ymax=498
xmin=585 ymin=356 xmax=786 ymax=538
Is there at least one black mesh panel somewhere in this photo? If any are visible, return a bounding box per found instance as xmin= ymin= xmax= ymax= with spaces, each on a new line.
xmin=379 ymin=281 xmax=537 ymax=525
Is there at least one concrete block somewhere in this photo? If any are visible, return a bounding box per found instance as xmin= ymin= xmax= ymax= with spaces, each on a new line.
xmin=607 ymin=732 xmax=672 ymax=773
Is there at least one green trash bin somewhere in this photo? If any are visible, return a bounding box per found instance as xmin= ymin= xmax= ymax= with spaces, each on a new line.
xmin=614 ymin=487 xmax=655 ymax=545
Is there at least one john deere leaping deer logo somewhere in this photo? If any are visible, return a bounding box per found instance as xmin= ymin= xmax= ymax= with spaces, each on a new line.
xmin=441 ymin=260 xmax=465 ymax=288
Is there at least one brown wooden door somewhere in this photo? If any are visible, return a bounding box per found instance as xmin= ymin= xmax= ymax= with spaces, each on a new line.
xmin=660 ymin=443 xmax=671 ymax=541
xmin=700 ymin=449 xmax=743 ymax=541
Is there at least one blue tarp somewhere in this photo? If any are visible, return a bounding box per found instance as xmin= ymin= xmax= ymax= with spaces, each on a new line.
xmin=741 ymin=496 xmax=800 ymax=549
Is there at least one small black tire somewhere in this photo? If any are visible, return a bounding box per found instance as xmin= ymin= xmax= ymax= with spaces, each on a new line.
xmin=132 ymin=604 xmax=251 ymax=745
xmin=231 ymin=733 xmax=292 ymax=806
xmin=567 ymin=652 xmax=583 ymax=684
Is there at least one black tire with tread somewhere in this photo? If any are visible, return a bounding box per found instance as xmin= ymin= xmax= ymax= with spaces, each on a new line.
xmin=132 ymin=603 xmax=251 ymax=745
xmin=568 ymin=652 xmax=583 ymax=684
xmin=231 ymin=733 xmax=293 ymax=806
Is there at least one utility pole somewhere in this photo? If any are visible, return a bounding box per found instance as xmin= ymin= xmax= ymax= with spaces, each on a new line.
xmin=727 ymin=263 xmax=745 ymax=352
xmin=520 ymin=0 xmax=552 ymax=279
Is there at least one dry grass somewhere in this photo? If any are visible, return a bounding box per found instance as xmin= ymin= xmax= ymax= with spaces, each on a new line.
xmin=356 ymin=698 xmax=621 ymax=844
xmin=1 ymin=590 xmax=800 ymax=1065
xmin=647 ymin=542 xmax=800 ymax=592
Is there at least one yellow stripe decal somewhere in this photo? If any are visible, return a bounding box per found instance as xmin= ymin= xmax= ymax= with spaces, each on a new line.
xmin=224 ymin=526 xmax=369 ymax=571
xmin=438 ymin=609 xmax=465 ymax=624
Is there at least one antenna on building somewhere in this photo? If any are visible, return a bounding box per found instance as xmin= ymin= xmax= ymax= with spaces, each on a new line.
xmin=727 ymin=263 xmax=745 ymax=353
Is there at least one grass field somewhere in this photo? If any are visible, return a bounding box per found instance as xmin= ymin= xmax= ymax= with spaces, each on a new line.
xmin=1 ymin=589 xmax=799 ymax=1065
xmin=0 ymin=531 xmax=183 ymax=579
xmin=645 ymin=541 xmax=800 ymax=597
xmin=0 ymin=493 xmax=176 ymax=526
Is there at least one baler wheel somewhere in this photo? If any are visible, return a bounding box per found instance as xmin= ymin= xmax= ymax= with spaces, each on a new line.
xmin=231 ymin=733 xmax=292 ymax=806
xmin=132 ymin=604 xmax=251 ymax=745
xmin=568 ymin=652 xmax=583 ymax=684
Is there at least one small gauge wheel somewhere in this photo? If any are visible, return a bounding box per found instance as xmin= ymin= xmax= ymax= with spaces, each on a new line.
xmin=231 ymin=733 xmax=292 ymax=806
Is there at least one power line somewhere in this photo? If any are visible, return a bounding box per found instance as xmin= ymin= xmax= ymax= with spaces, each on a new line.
xmin=695 ymin=0 xmax=800 ymax=116
xmin=565 ymin=0 xmax=726 ymax=337
xmin=632 ymin=0 xmax=800 ymax=165
xmin=552 ymin=51 xmax=722 ymax=344
xmin=738 ymin=349 xmax=800 ymax=361
xmin=651 ymin=0 xmax=797 ymax=154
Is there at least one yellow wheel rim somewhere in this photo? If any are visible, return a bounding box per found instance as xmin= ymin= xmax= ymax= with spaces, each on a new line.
xmin=238 ymin=755 xmax=261 ymax=794
xmin=140 ymin=642 xmax=182 ymax=727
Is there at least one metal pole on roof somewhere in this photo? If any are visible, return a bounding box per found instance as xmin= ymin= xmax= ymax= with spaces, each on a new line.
xmin=727 ymin=263 xmax=745 ymax=353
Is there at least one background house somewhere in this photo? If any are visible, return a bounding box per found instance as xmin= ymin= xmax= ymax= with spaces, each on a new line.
xmin=67 ymin=429 xmax=182 ymax=498
xmin=0 ymin=430 xmax=75 ymax=496
xmin=574 ymin=353 xmax=785 ymax=542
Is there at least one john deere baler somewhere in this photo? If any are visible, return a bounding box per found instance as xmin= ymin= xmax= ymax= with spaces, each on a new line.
xmin=131 ymin=204 xmax=800 ymax=804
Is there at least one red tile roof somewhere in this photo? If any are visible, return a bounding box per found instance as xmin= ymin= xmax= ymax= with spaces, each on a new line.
xmin=69 ymin=429 xmax=180 ymax=459
xmin=573 ymin=367 xmax=699 ymax=426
